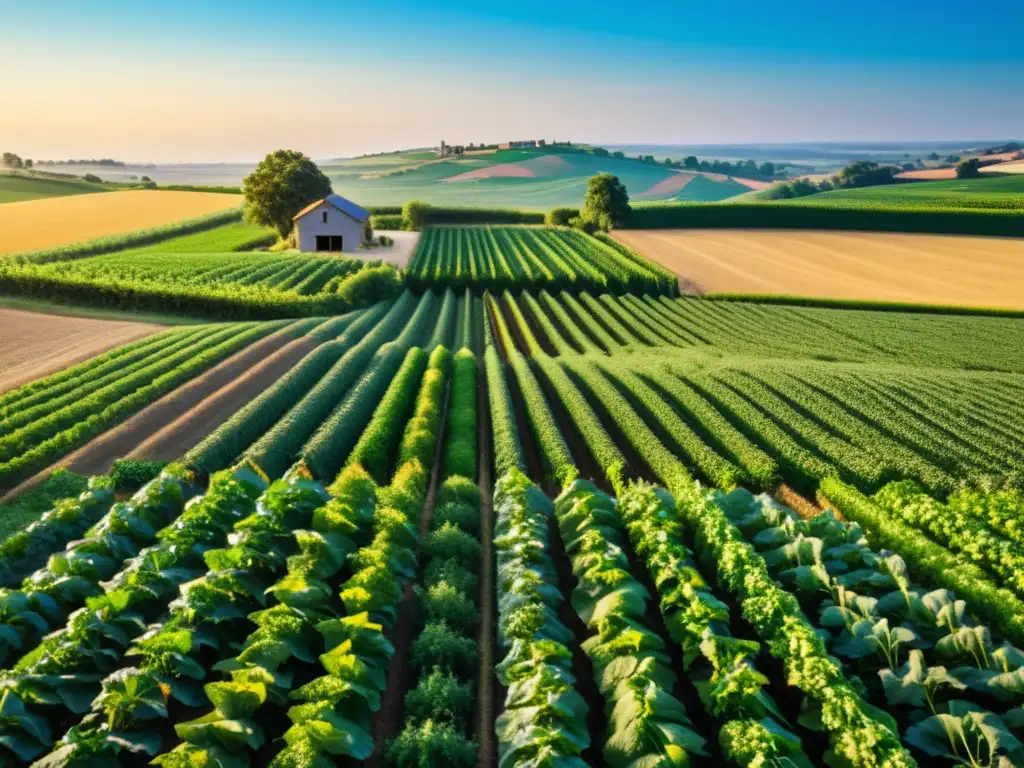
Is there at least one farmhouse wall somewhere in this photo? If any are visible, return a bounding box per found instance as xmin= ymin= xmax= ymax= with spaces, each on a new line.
xmin=296 ymin=202 xmax=365 ymax=253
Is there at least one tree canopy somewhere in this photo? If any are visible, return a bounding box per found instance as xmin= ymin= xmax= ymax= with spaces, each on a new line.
xmin=243 ymin=149 xmax=333 ymax=237
xmin=956 ymin=158 xmax=983 ymax=179
xmin=579 ymin=173 xmax=630 ymax=231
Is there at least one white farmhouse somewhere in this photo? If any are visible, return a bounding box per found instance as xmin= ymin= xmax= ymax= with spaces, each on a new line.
xmin=293 ymin=193 xmax=371 ymax=253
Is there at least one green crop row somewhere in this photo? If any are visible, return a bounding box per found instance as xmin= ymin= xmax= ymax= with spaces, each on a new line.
xmin=0 ymin=326 xmax=186 ymax=416
xmin=672 ymin=482 xmax=917 ymax=767
xmin=508 ymin=350 xmax=576 ymax=486
xmin=185 ymin=304 xmax=389 ymax=475
xmin=346 ymin=347 xmax=430 ymax=483
xmin=243 ymin=293 xmax=420 ymax=477
xmin=0 ymin=324 xmax=228 ymax=438
xmin=0 ymin=321 xmax=288 ymax=491
xmin=0 ymin=256 xmax=401 ymax=321
xmin=485 ymin=345 xmax=524 ymax=478
xmin=553 ymin=479 xmax=710 ymax=766
xmin=398 ymin=346 xmax=452 ymax=475
xmin=386 ymin=473 xmax=484 ymax=767
xmin=532 ymin=354 xmax=626 ymax=490
xmin=443 ymin=348 xmax=477 ymax=480
xmin=493 ymin=468 xmax=589 ymax=768
xmin=407 ymin=226 xmax=675 ymax=295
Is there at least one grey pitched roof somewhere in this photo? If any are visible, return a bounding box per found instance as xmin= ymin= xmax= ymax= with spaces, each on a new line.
xmin=293 ymin=193 xmax=370 ymax=222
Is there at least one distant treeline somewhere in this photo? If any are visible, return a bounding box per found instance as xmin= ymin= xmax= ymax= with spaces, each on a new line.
xmin=35 ymin=159 xmax=126 ymax=167
xmin=588 ymin=147 xmax=783 ymax=180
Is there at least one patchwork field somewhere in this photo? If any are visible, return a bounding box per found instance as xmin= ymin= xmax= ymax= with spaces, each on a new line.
xmin=982 ymin=159 xmax=1024 ymax=174
xmin=0 ymin=308 xmax=163 ymax=394
xmin=323 ymin=149 xmax=752 ymax=208
xmin=3 ymin=193 xmax=1024 ymax=768
xmin=0 ymin=189 xmax=242 ymax=254
xmin=613 ymin=228 xmax=1024 ymax=307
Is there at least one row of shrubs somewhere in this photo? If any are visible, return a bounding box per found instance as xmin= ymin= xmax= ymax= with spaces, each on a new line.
xmin=371 ymin=201 xmax=546 ymax=232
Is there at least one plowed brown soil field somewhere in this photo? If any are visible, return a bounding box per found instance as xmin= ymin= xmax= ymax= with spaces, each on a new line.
xmin=613 ymin=228 xmax=1024 ymax=309
xmin=0 ymin=308 xmax=163 ymax=394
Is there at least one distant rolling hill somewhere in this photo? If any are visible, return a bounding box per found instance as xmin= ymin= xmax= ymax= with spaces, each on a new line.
xmin=0 ymin=173 xmax=110 ymax=204
xmin=320 ymin=149 xmax=755 ymax=210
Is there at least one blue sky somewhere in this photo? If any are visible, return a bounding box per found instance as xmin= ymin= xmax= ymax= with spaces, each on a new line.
xmin=3 ymin=1 xmax=1022 ymax=161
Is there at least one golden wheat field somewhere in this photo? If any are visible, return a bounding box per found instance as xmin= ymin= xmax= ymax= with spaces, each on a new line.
xmin=613 ymin=228 xmax=1024 ymax=309
xmin=0 ymin=190 xmax=241 ymax=254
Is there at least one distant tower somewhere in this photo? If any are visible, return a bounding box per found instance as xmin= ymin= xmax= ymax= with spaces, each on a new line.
xmin=440 ymin=140 xmax=447 ymax=156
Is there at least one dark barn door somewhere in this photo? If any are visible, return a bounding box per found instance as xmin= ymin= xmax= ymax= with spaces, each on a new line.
xmin=316 ymin=235 xmax=330 ymax=252
xmin=329 ymin=235 xmax=343 ymax=251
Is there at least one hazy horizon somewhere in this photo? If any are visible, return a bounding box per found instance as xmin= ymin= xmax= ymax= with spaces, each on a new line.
xmin=4 ymin=1 xmax=1022 ymax=164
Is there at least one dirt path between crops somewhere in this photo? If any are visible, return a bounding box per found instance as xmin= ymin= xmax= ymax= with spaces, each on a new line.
xmin=476 ymin=365 xmax=497 ymax=768
xmin=775 ymin=483 xmax=824 ymax=520
xmin=127 ymin=336 xmax=319 ymax=462
xmin=368 ymin=381 xmax=451 ymax=767
xmin=0 ymin=308 xmax=163 ymax=396
xmin=612 ymin=229 xmax=1024 ymax=309
xmin=0 ymin=328 xmax=308 ymax=501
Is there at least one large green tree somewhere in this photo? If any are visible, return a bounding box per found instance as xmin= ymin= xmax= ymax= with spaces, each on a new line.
xmin=243 ymin=149 xmax=333 ymax=237
xmin=580 ymin=173 xmax=630 ymax=231
xmin=956 ymin=158 xmax=982 ymax=179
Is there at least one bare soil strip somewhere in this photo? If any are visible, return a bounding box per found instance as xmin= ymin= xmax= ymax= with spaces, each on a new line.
xmin=475 ymin=366 xmax=497 ymax=768
xmin=1 ymin=329 xmax=305 ymax=499
xmin=443 ymin=163 xmax=535 ymax=182
xmin=636 ymin=172 xmax=695 ymax=199
xmin=613 ymin=228 xmax=1024 ymax=309
xmin=127 ymin=336 xmax=319 ymax=462
xmin=0 ymin=308 xmax=163 ymax=395
xmin=775 ymin=482 xmax=824 ymax=520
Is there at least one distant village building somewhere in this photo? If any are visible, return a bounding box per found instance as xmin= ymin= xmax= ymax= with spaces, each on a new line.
xmin=293 ymin=193 xmax=371 ymax=253
xmin=438 ymin=140 xmax=465 ymax=157
xmin=498 ymin=140 xmax=540 ymax=150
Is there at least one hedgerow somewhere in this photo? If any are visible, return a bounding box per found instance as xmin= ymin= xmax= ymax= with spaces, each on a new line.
xmin=625 ymin=200 xmax=1024 ymax=236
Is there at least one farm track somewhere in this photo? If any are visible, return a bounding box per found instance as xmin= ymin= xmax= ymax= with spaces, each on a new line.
xmin=475 ymin=365 xmax=497 ymax=768
xmin=127 ymin=335 xmax=319 ymax=463
xmin=367 ymin=381 xmax=451 ymax=766
xmin=1 ymin=326 xmax=304 ymax=499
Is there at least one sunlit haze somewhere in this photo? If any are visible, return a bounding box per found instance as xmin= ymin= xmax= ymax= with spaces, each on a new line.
xmin=3 ymin=0 xmax=1023 ymax=162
